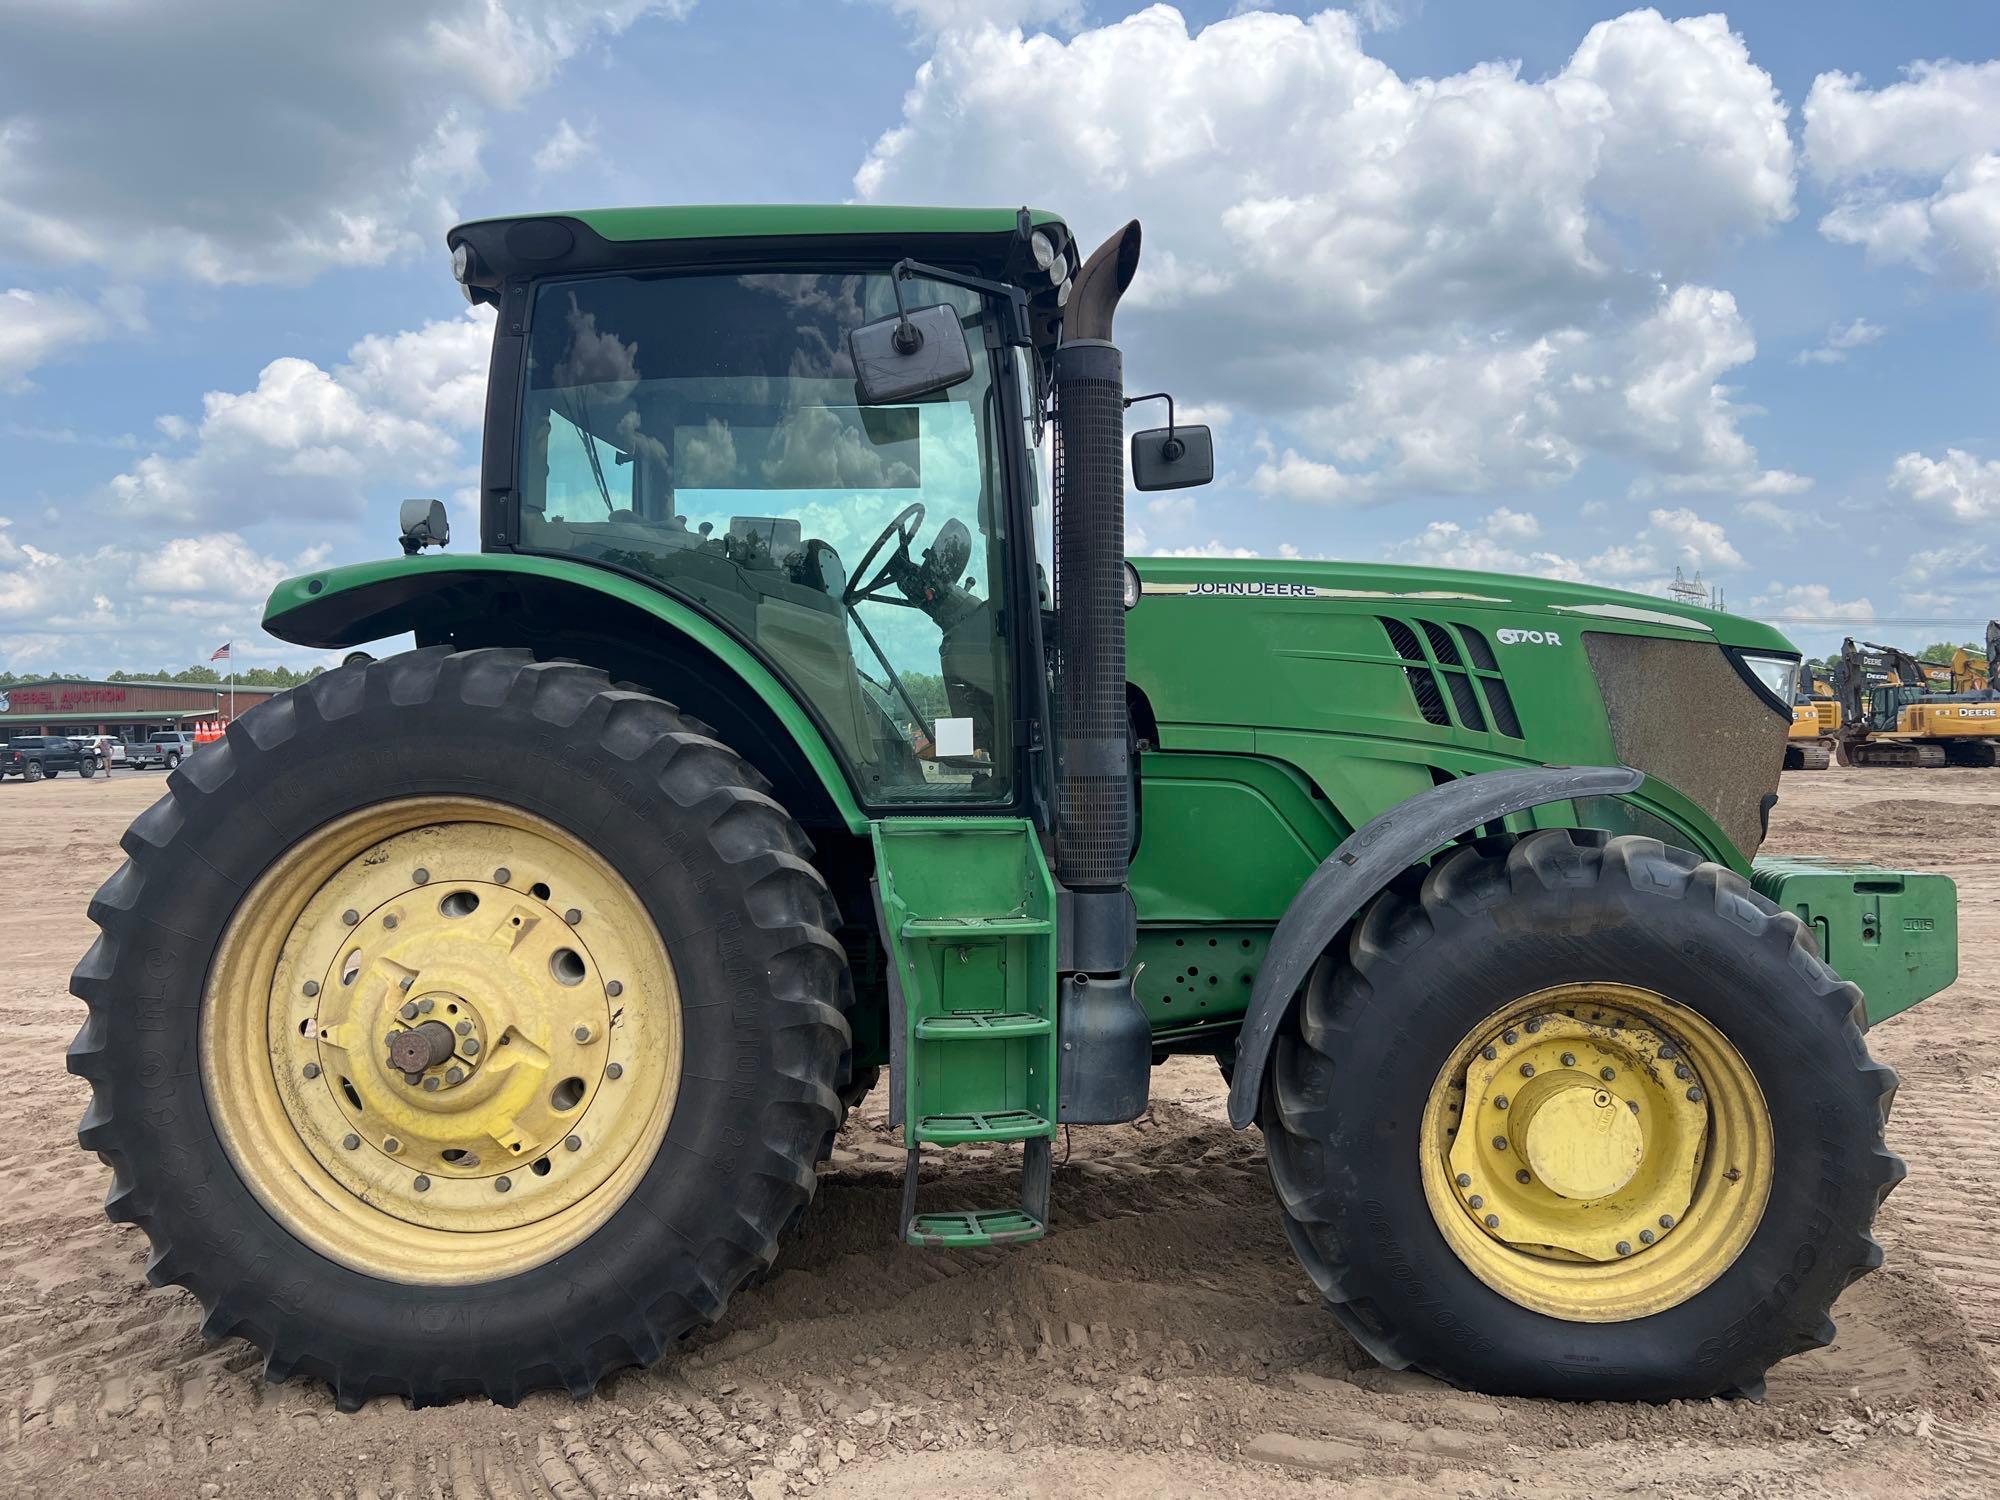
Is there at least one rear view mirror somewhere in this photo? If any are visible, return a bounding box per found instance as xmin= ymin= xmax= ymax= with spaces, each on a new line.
xmin=399 ymin=497 xmax=450 ymax=554
xmin=849 ymin=303 xmax=974 ymax=405
xmin=1130 ymin=424 xmax=1214 ymax=491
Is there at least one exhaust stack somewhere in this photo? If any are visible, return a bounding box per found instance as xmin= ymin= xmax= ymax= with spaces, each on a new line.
xmin=1050 ymin=221 xmax=1149 ymax=1125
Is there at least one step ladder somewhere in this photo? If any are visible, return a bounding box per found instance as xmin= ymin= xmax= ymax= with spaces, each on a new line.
xmin=871 ymin=818 xmax=1058 ymax=1248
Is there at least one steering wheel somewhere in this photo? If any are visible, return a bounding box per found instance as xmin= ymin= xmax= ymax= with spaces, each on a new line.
xmin=844 ymin=502 xmax=925 ymax=606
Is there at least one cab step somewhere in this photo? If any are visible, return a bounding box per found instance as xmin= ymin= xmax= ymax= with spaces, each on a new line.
xmin=899 ymin=1137 xmax=1052 ymax=1248
xmin=872 ymin=818 xmax=1060 ymax=1251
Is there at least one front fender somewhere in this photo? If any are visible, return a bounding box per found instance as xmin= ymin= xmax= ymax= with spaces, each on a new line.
xmin=263 ymin=553 xmax=869 ymax=833
xmin=1224 ymin=763 xmax=1644 ymax=1128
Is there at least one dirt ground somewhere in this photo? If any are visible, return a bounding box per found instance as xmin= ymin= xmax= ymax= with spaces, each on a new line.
xmin=5 ymin=768 xmax=2000 ymax=1498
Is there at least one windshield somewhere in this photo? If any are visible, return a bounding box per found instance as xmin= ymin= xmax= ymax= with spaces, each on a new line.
xmin=516 ymin=269 xmax=1015 ymax=805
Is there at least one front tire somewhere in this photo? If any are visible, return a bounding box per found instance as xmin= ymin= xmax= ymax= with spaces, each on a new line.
xmin=1261 ymin=829 xmax=1901 ymax=1401
xmin=68 ymin=648 xmax=850 ymax=1409
xmin=166 ymin=751 xmax=181 ymax=769
xmin=26 ymin=762 xmax=44 ymax=782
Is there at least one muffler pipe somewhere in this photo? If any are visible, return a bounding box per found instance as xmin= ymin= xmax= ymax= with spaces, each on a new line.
xmin=1051 ymin=221 xmax=1149 ymax=1124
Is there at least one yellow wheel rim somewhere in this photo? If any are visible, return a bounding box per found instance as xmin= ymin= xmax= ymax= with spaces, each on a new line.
xmin=1418 ymin=983 xmax=1772 ymax=1322
xmin=202 ymin=797 xmax=681 ymax=1285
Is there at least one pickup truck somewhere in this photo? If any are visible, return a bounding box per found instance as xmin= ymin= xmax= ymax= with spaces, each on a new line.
xmin=128 ymin=731 xmax=199 ymax=770
xmin=2 ymin=736 xmax=99 ymax=781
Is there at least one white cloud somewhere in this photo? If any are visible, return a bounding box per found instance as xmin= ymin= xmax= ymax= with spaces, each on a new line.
xmin=1645 ymin=505 xmax=1744 ymax=571
xmin=1738 ymin=497 xmax=1807 ymax=534
xmin=879 ymin=1 xmax=1082 ymax=35
xmin=0 ymin=2 xmax=691 ymax=285
xmin=0 ymin=285 xmax=144 ymax=389
xmin=1889 ymin=447 xmax=2000 ymax=525
xmin=1804 ymin=60 xmax=2000 ymax=289
xmin=533 ymin=118 xmax=598 ymax=176
xmin=1793 ymin=316 xmax=1884 ymax=366
xmin=1382 ymin=510 xmax=1585 ymax=581
xmin=101 ymin=307 xmax=495 ymax=530
xmin=1379 ymin=503 xmax=1747 ymax=592
xmin=1251 ymin=283 xmax=1801 ymax=503
xmin=0 ymin=520 xmax=328 ymax=673
xmin=857 ymin=6 xmax=1800 ymax=499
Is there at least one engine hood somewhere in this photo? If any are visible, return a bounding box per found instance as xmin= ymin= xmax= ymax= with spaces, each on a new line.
xmin=1131 ymin=556 xmax=1796 ymax=656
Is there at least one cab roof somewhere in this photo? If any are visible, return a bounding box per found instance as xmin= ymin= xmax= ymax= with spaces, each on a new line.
xmin=452 ymin=204 xmax=1063 ymax=246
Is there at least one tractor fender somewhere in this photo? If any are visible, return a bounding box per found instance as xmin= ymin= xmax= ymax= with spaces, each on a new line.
xmin=1224 ymin=763 xmax=1645 ymax=1129
xmin=261 ymin=553 xmax=870 ymax=832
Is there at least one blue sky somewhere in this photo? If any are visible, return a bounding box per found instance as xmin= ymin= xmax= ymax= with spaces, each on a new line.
xmin=3 ymin=0 xmax=1998 ymax=673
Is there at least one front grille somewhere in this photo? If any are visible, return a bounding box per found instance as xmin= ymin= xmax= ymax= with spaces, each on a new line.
xmin=1583 ymin=632 xmax=1786 ymax=857
xmin=1380 ymin=617 xmax=1522 ymax=739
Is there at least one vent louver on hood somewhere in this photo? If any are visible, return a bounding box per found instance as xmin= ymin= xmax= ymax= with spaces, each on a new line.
xmin=1379 ymin=616 xmax=1524 ymax=739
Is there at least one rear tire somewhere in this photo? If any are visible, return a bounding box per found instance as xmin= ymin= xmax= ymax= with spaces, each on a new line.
xmin=26 ymin=762 xmax=44 ymax=782
xmin=166 ymin=751 xmax=181 ymax=769
xmin=69 ymin=648 xmax=851 ymax=1409
xmin=1261 ymin=829 xmax=1901 ymax=1400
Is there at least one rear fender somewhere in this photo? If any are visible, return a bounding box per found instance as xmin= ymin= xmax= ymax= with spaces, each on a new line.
xmin=263 ymin=554 xmax=868 ymax=833
xmin=1225 ymin=763 xmax=1644 ymax=1128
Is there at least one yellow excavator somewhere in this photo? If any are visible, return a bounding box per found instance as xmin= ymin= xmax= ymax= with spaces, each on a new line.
xmin=1785 ymin=665 xmax=1838 ymax=772
xmin=1833 ymin=627 xmax=2000 ymax=768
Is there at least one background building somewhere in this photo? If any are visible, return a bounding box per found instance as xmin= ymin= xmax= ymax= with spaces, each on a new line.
xmin=0 ymin=679 xmax=278 ymax=742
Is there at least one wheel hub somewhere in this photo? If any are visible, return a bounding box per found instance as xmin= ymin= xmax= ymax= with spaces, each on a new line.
xmin=1421 ymin=983 xmax=1772 ymax=1322
xmin=1443 ymin=1004 xmax=1706 ymax=1262
xmin=202 ymin=798 xmax=681 ymax=1284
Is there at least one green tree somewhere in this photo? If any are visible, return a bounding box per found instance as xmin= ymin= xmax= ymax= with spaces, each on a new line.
xmin=1918 ymin=640 xmax=1981 ymax=664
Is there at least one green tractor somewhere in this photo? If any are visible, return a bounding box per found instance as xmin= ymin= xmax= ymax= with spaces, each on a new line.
xmin=70 ymin=206 xmax=1957 ymax=1411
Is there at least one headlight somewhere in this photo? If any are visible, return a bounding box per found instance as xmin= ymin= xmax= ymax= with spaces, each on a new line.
xmin=1030 ymin=229 xmax=1057 ymax=271
xmin=1122 ymin=561 xmax=1142 ymax=610
xmin=1056 ymin=276 xmax=1072 ymax=308
xmin=451 ymin=242 xmax=472 ymax=282
xmin=1731 ymin=649 xmax=1801 ymax=711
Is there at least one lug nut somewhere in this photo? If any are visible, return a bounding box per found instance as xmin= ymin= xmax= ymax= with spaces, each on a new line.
xmin=1686 ymin=1086 xmax=1705 ymax=1103
xmin=566 ymin=1135 xmax=583 ymax=1152
xmin=1659 ymin=1214 xmax=1675 ymax=1229
xmin=1616 ymin=1241 xmax=1632 ymax=1256
xmin=1516 ymin=1169 xmax=1531 ymax=1184
xmin=1481 ymin=1046 xmax=1497 ymax=1061
xmin=606 ymin=1063 xmax=624 ymax=1081
xmin=383 ymin=914 xmax=398 ymax=929
xmin=384 ymin=1137 xmax=401 ymax=1154
xmin=1491 ymin=1135 xmax=1507 ymax=1151
xmin=413 ymin=868 xmax=430 ymax=885
xmin=1525 ymin=1018 xmax=1542 ymax=1034
xmin=1495 ymin=1095 xmax=1509 ymax=1110
xmin=400 ymin=976 xmax=415 ymax=991
xmin=400 ymin=1002 xmax=419 ymax=1020
xmin=1456 ymin=1173 xmax=1472 ymax=1188
xmin=456 ymin=1019 xmax=473 ymax=1036
xmin=1639 ymin=1229 xmax=1655 ymax=1244
xmin=1484 ymin=1214 xmax=1500 ymax=1229
xmin=342 ymin=909 xmax=359 ymax=926
xmin=342 ymin=1133 xmax=360 ymax=1151
xmin=1501 ymin=1029 xmax=1517 ymax=1045
xmin=1659 ymin=1043 xmax=1678 ymax=1059
xmin=417 ymin=998 xmax=435 ymax=1014
xmin=1600 ymin=1067 xmax=1617 ymax=1082
xmin=574 ymin=1025 xmax=592 ymax=1043
xmin=1560 ymin=1052 xmax=1576 ymax=1067
xmin=423 ymin=1077 xmax=440 ymax=1092
xmin=446 ymin=1066 xmax=465 ymax=1084
xmin=606 ymin=980 xmax=623 ymax=998
xmin=495 ymin=1177 xmax=512 ymax=1193
xmin=414 ymin=1175 xmax=431 ymax=1192
xmin=303 ymin=980 xmax=320 ymax=998
xmin=303 ymin=1062 xmax=321 ymax=1080
xmin=1520 ymin=1063 xmax=1535 ymax=1078
xmin=1675 ymin=1063 xmax=1691 ymax=1080
xmin=494 ymin=867 xmax=511 ymax=884
xmin=564 ymin=908 xmax=583 ymax=925
xmin=1468 ymin=1195 xmax=1484 ymax=1209
xmin=462 ymin=1038 xmax=480 ymax=1056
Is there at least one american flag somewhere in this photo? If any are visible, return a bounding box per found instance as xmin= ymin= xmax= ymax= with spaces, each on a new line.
xmin=210 ymin=642 xmax=231 ymax=662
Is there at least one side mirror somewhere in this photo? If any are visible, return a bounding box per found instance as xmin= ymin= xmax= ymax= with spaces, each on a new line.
xmin=848 ymin=303 xmax=974 ymax=405
xmin=399 ymin=497 xmax=450 ymax=554
xmin=1130 ymin=423 xmax=1214 ymax=491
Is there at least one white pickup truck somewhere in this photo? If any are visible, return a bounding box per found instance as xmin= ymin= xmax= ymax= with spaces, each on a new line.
xmin=128 ymin=731 xmax=199 ymax=769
